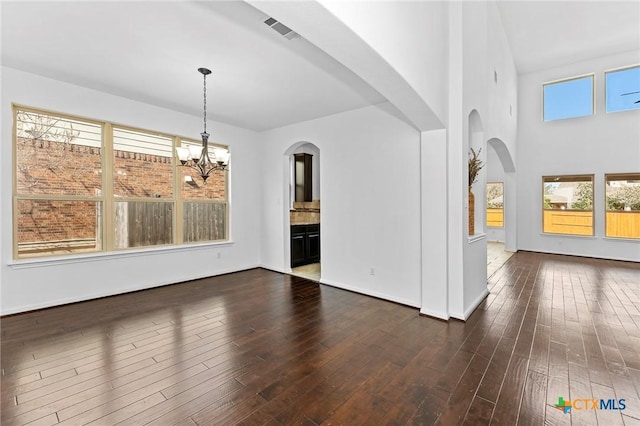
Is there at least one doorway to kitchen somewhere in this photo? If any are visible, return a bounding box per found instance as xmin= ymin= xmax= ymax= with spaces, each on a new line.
xmin=286 ymin=142 xmax=321 ymax=282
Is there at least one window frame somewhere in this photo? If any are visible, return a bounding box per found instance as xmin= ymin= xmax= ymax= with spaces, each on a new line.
xmin=542 ymin=73 xmax=595 ymax=122
xmin=13 ymin=106 xmax=106 ymax=259
xmin=12 ymin=104 xmax=230 ymax=259
xmin=542 ymin=174 xmax=595 ymax=236
xmin=604 ymin=64 xmax=640 ymax=114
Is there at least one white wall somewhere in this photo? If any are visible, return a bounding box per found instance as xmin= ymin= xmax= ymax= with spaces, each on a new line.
xmin=485 ymin=2 xmax=518 ymax=160
xmin=1 ymin=67 xmax=262 ymax=315
xmin=260 ymin=103 xmax=422 ymax=307
xmin=447 ymin=1 xmax=518 ymax=319
xmin=420 ymin=129 xmax=449 ymax=319
xmin=319 ymin=0 xmax=448 ymax=126
xmin=517 ymin=50 xmax=640 ymax=261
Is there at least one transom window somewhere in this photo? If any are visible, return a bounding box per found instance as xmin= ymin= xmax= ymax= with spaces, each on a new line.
xmin=543 ymin=175 xmax=594 ymax=236
xmin=605 ymin=65 xmax=640 ymax=113
xmin=13 ymin=105 xmax=229 ymax=259
xmin=543 ymin=74 xmax=594 ymax=121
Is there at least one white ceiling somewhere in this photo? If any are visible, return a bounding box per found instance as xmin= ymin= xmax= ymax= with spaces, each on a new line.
xmin=2 ymin=1 xmax=639 ymax=132
xmin=496 ymin=1 xmax=640 ymax=74
xmin=1 ymin=1 xmax=386 ymax=131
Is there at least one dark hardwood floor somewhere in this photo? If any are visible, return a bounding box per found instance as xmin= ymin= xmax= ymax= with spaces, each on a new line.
xmin=2 ymin=251 xmax=639 ymax=425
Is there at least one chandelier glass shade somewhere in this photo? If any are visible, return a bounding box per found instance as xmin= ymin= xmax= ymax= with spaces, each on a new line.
xmin=176 ymin=67 xmax=230 ymax=182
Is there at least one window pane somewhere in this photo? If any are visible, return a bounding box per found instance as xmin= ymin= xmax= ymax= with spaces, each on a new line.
xmin=15 ymin=110 xmax=102 ymax=196
xmin=179 ymin=140 xmax=227 ymax=200
xmin=113 ymin=128 xmax=174 ymax=198
xmin=114 ymin=201 xmax=173 ymax=248
xmin=605 ymin=173 xmax=640 ymax=239
xmin=16 ymin=199 xmax=101 ymax=257
xmin=543 ymin=76 xmax=594 ymax=121
xmin=183 ymin=202 xmax=227 ymax=243
xmin=486 ymin=182 xmax=504 ymax=227
xmin=543 ymin=175 xmax=593 ymax=235
xmin=606 ymin=66 xmax=640 ymax=113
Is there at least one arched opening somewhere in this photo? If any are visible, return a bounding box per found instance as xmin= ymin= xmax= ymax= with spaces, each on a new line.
xmin=486 ymin=137 xmax=516 ymax=276
xmin=283 ymin=141 xmax=321 ymax=281
xmin=461 ymin=109 xmax=489 ymax=319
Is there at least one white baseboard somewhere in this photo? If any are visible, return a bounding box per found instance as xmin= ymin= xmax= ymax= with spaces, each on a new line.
xmin=320 ymin=278 xmax=420 ymax=308
xmin=450 ymin=287 xmax=489 ymax=321
xmin=419 ymin=307 xmax=450 ymax=321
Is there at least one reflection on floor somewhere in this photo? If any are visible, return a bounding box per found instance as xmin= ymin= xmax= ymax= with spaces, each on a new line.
xmin=487 ymin=241 xmax=514 ymax=278
xmin=291 ymin=263 xmax=321 ymax=282
xmin=290 ymin=242 xmax=512 ymax=283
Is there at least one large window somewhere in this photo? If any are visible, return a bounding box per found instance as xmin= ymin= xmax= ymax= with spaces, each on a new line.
xmin=486 ymin=182 xmax=504 ymax=228
xmin=543 ymin=175 xmax=594 ymax=236
xmin=543 ymin=75 xmax=594 ymax=121
xmin=13 ymin=105 xmax=229 ymax=258
xmin=605 ymin=65 xmax=640 ymax=113
xmin=605 ymin=173 xmax=640 ymax=239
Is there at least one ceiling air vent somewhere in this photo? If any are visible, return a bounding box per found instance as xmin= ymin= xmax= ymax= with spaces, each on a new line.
xmin=264 ymin=17 xmax=300 ymax=40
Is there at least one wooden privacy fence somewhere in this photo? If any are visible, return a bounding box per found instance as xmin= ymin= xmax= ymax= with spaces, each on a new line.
xmin=606 ymin=211 xmax=640 ymax=239
xmin=115 ymin=201 xmax=173 ymax=248
xmin=487 ymin=208 xmax=504 ymax=228
xmin=115 ymin=201 xmax=227 ymax=248
xmin=183 ymin=202 xmax=227 ymax=243
xmin=543 ymin=210 xmax=640 ymax=238
xmin=543 ymin=210 xmax=593 ymax=235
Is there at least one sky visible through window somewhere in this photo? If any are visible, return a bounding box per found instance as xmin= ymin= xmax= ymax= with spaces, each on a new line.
xmin=543 ymin=75 xmax=593 ymax=121
xmin=606 ymin=66 xmax=640 ymax=113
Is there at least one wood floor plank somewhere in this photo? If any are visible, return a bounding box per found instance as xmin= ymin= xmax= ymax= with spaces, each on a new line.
xmin=592 ymin=382 xmax=626 ymax=426
xmin=517 ymin=369 xmax=547 ymax=426
xmin=545 ymin=376 xmax=571 ymax=426
xmin=490 ymin=355 xmax=529 ymax=425
xmin=528 ymin=324 xmax=551 ymax=376
xmin=410 ymin=385 xmax=451 ymax=425
xmin=476 ymin=336 xmax=517 ymax=403
xmin=1 ymin=253 xmax=638 ymax=425
xmin=320 ymin=361 xmax=401 ymax=425
xmin=463 ymin=396 xmax=495 ymax=425
xmin=436 ymin=353 xmax=491 ymax=425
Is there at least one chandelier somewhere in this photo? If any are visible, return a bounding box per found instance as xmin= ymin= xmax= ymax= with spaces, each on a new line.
xmin=175 ymin=67 xmax=230 ymax=182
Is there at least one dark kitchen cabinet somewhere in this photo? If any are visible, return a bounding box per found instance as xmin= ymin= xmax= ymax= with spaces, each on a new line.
xmin=291 ymin=225 xmax=307 ymax=267
xmin=291 ymin=224 xmax=320 ymax=267
xmin=294 ymin=153 xmax=313 ymax=202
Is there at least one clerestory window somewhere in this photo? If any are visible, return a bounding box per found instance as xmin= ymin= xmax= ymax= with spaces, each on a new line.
xmin=605 ymin=65 xmax=640 ymax=113
xmin=543 ymin=74 xmax=594 ymax=121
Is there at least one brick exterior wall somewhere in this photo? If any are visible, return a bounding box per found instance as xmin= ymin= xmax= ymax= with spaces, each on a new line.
xmin=17 ymin=199 xmax=99 ymax=245
xmin=17 ymin=138 xmax=102 ymax=196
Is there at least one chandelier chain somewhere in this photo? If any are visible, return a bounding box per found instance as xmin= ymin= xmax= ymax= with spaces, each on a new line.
xmin=203 ymin=73 xmax=207 ymax=134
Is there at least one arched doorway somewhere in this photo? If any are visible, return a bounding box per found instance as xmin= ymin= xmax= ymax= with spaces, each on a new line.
xmin=486 ymin=137 xmax=516 ymax=276
xmin=283 ymin=142 xmax=321 ymax=281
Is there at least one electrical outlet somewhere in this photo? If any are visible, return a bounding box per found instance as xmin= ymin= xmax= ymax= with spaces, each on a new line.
xmin=217 ymin=252 xmax=221 ymax=259
xmin=370 ymin=267 xmax=375 ymax=276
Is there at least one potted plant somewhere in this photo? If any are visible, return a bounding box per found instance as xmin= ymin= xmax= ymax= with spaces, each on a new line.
xmin=468 ymin=147 xmax=483 ymax=235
